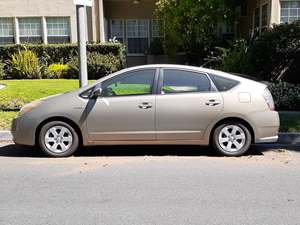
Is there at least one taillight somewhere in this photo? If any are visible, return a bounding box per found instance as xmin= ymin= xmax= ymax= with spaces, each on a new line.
xmin=263 ymin=88 xmax=275 ymax=111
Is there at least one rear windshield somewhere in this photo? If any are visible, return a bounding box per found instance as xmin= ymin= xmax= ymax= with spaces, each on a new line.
xmin=210 ymin=74 xmax=240 ymax=92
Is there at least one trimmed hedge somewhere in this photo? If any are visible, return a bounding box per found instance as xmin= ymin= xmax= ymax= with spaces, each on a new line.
xmin=0 ymin=43 xmax=126 ymax=80
xmin=0 ymin=43 xmax=126 ymax=65
xmin=268 ymin=82 xmax=300 ymax=111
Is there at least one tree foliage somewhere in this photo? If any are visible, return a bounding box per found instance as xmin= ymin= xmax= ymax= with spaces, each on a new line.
xmin=155 ymin=0 xmax=235 ymax=61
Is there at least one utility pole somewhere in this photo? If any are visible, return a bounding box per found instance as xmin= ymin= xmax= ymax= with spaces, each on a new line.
xmin=74 ymin=0 xmax=93 ymax=88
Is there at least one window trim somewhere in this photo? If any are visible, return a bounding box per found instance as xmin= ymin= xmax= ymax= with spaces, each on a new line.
xmin=46 ymin=17 xmax=71 ymax=37
xmin=18 ymin=17 xmax=42 ymax=38
xmin=158 ymin=68 xmax=216 ymax=95
xmin=280 ymin=0 xmax=300 ymax=23
xmin=93 ymin=68 xmax=160 ymax=98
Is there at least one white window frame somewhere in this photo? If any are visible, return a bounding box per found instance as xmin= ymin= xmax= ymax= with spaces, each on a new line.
xmin=251 ymin=1 xmax=270 ymax=35
xmin=110 ymin=19 xmax=125 ymax=42
xmin=18 ymin=17 xmax=42 ymax=38
xmin=126 ymin=19 xmax=150 ymax=56
xmin=280 ymin=0 xmax=300 ymax=23
xmin=46 ymin=17 xmax=70 ymax=44
xmin=0 ymin=18 xmax=14 ymax=44
xmin=151 ymin=19 xmax=163 ymax=38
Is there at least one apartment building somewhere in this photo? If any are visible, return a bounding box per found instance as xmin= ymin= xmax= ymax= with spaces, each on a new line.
xmin=237 ymin=0 xmax=300 ymax=37
xmin=0 ymin=0 xmax=299 ymax=64
xmin=0 ymin=0 xmax=160 ymax=65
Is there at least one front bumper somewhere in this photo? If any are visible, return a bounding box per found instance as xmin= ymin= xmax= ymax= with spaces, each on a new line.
xmin=11 ymin=116 xmax=36 ymax=146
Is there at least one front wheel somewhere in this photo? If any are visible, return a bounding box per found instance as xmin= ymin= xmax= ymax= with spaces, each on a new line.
xmin=212 ymin=122 xmax=252 ymax=156
xmin=39 ymin=121 xmax=79 ymax=157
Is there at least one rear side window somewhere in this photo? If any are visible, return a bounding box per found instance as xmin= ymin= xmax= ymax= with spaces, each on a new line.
xmin=210 ymin=74 xmax=239 ymax=92
xmin=161 ymin=69 xmax=211 ymax=94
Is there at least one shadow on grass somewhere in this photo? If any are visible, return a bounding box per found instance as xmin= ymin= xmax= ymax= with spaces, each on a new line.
xmin=0 ymin=143 xmax=264 ymax=158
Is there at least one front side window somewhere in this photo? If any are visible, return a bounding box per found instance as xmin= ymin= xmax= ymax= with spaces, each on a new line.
xmin=46 ymin=17 xmax=70 ymax=44
xmin=110 ymin=19 xmax=124 ymax=43
xmin=0 ymin=18 xmax=14 ymax=45
xmin=19 ymin=18 xmax=42 ymax=43
xmin=281 ymin=1 xmax=300 ymax=23
xmin=102 ymin=69 xmax=156 ymax=97
xmin=161 ymin=70 xmax=211 ymax=94
xmin=126 ymin=19 xmax=149 ymax=54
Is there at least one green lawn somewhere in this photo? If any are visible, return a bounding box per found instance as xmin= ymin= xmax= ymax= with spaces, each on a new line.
xmin=0 ymin=79 xmax=95 ymax=110
xmin=0 ymin=111 xmax=18 ymax=130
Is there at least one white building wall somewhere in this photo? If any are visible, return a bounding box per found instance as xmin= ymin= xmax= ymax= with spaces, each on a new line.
xmin=0 ymin=0 xmax=77 ymax=42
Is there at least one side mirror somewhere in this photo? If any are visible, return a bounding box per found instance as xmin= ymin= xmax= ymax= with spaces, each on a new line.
xmin=91 ymin=86 xmax=102 ymax=98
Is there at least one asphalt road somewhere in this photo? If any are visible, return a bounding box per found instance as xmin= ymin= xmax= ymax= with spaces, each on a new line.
xmin=0 ymin=143 xmax=300 ymax=225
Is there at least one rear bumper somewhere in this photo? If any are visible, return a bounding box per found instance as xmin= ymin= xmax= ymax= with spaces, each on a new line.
xmin=251 ymin=111 xmax=280 ymax=144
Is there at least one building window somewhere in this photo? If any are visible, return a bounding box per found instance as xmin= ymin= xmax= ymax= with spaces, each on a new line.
xmin=46 ymin=17 xmax=70 ymax=44
xmin=19 ymin=18 xmax=42 ymax=44
xmin=110 ymin=19 xmax=124 ymax=43
xmin=126 ymin=19 xmax=149 ymax=54
xmin=151 ymin=19 xmax=163 ymax=38
xmin=281 ymin=1 xmax=300 ymax=23
xmin=261 ymin=4 xmax=268 ymax=27
xmin=0 ymin=18 xmax=14 ymax=45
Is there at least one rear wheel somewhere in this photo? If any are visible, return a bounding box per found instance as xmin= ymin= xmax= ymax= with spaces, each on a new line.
xmin=39 ymin=121 xmax=79 ymax=157
xmin=212 ymin=122 xmax=251 ymax=156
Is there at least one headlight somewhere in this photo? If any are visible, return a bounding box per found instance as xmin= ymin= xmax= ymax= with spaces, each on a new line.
xmin=19 ymin=100 xmax=42 ymax=116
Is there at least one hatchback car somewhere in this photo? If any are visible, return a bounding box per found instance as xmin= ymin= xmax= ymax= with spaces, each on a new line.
xmin=12 ymin=65 xmax=279 ymax=157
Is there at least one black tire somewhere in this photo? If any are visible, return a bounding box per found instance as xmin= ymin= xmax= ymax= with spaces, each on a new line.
xmin=38 ymin=121 xmax=79 ymax=157
xmin=212 ymin=122 xmax=252 ymax=156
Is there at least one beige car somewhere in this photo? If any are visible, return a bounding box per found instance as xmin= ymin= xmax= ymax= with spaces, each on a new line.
xmin=12 ymin=65 xmax=279 ymax=157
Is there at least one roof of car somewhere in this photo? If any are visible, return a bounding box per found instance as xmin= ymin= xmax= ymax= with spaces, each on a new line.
xmin=123 ymin=64 xmax=251 ymax=83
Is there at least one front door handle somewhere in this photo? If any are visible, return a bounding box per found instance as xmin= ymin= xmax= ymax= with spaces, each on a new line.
xmin=205 ymin=99 xmax=220 ymax=106
xmin=138 ymin=102 xmax=152 ymax=109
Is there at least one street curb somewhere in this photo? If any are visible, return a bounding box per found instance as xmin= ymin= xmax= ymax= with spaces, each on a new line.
xmin=0 ymin=131 xmax=300 ymax=144
xmin=278 ymin=133 xmax=300 ymax=145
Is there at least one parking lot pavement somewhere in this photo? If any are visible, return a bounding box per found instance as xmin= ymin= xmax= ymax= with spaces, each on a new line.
xmin=0 ymin=142 xmax=300 ymax=225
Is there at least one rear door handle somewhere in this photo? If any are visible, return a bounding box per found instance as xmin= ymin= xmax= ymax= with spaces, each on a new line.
xmin=138 ymin=102 xmax=152 ymax=109
xmin=205 ymin=99 xmax=220 ymax=106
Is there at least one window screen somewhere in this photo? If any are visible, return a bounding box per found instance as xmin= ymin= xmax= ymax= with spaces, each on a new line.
xmin=46 ymin=17 xmax=70 ymax=44
xmin=0 ymin=18 xmax=14 ymax=44
xmin=19 ymin=18 xmax=42 ymax=43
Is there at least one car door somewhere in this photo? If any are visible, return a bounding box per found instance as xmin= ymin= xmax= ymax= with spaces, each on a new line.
xmin=86 ymin=69 xmax=158 ymax=141
xmin=156 ymin=68 xmax=223 ymax=140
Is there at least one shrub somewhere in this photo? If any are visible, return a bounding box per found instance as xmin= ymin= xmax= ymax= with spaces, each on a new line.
xmin=250 ymin=22 xmax=300 ymax=83
xmin=0 ymin=43 xmax=125 ymax=79
xmin=211 ymin=40 xmax=254 ymax=74
xmin=0 ymin=43 xmax=125 ymax=66
xmin=46 ymin=64 xmax=70 ymax=79
xmin=0 ymin=61 xmax=5 ymax=80
xmin=9 ymin=48 xmax=41 ymax=79
xmin=68 ymin=52 xmax=122 ymax=79
xmin=212 ymin=22 xmax=300 ymax=84
xmin=268 ymin=82 xmax=300 ymax=111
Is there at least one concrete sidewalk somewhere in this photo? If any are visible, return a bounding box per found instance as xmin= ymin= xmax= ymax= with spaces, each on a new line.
xmin=1 ymin=131 xmax=299 ymax=144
